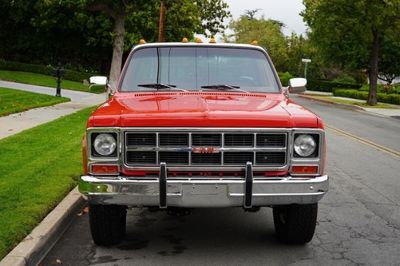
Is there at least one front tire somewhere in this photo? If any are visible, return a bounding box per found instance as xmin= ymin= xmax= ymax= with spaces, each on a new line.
xmin=273 ymin=203 xmax=318 ymax=244
xmin=89 ymin=204 xmax=126 ymax=246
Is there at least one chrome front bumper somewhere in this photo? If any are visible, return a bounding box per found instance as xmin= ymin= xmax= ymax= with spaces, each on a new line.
xmin=79 ymin=167 xmax=329 ymax=208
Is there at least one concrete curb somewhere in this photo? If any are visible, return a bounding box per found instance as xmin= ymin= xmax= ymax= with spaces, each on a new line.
xmin=0 ymin=187 xmax=85 ymax=266
xmin=298 ymin=94 xmax=364 ymax=111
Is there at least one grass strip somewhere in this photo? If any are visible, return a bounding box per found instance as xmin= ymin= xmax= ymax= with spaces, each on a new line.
xmin=0 ymin=70 xmax=104 ymax=93
xmin=0 ymin=106 xmax=95 ymax=259
xmin=307 ymin=95 xmax=397 ymax=109
xmin=0 ymin=87 xmax=69 ymax=117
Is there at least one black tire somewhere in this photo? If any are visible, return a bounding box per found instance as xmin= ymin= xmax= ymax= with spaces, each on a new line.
xmin=273 ymin=203 xmax=318 ymax=244
xmin=89 ymin=204 xmax=126 ymax=246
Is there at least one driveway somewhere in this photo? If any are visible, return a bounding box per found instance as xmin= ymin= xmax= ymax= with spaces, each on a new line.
xmin=0 ymin=80 xmax=105 ymax=139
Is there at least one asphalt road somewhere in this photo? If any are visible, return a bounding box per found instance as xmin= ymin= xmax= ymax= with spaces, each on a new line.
xmin=42 ymin=97 xmax=400 ymax=266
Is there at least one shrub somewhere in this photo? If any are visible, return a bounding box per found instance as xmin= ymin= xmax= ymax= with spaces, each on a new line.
xmin=359 ymin=84 xmax=400 ymax=94
xmin=333 ymin=89 xmax=400 ymax=105
xmin=0 ymin=59 xmax=97 ymax=82
xmin=278 ymin=72 xmax=294 ymax=86
xmin=307 ymin=80 xmax=362 ymax=92
xmin=332 ymin=73 xmax=357 ymax=84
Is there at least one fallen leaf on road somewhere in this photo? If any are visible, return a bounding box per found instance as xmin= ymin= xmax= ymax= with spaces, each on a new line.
xmin=77 ymin=206 xmax=89 ymax=216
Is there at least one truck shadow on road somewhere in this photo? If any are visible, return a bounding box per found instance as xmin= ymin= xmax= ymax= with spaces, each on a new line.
xmin=43 ymin=207 xmax=313 ymax=265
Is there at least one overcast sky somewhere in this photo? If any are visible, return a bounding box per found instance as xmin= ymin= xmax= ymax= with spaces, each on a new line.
xmin=224 ymin=0 xmax=308 ymax=35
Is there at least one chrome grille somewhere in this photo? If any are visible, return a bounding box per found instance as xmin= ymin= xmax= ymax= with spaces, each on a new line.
xmin=256 ymin=134 xmax=286 ymax=147
xmin=159 ymin=151 xmax=189 ymax=165
xmin=224 ymin=152 xmax=254 ymax=164
xmin=125 ymin=131 xmax=288 ymax=169
xmin=159 ymin=133 xmax=188 ymax=146
xmin=192 ymin=134 xmax=221 ymax=146
xmin=126 ymin=151 xmax=156 ymax=164
xmin=127 ymin=133 xmax=156 ymax=146
xmin=224 ymin=134 xmax=254 ymax=147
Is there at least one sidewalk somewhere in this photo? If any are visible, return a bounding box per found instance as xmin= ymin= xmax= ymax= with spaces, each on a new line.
xmin=0 ymin=80 xmax=106 ymax=139
xmin=300 ymin=91 xmax=400 ymax=119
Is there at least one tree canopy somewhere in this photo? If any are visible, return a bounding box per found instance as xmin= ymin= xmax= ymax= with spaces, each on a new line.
xmin=302 ymin=0 xmax=400 ymax=105
xmin=228 ymin=13 xmax=288 ymax=70
xmin=0 ymin=0 xmax=230 ymax=81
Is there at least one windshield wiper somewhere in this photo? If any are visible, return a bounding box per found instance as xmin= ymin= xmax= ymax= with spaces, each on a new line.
xmin=138 ymin=83 xmax=187 ymax=91
xmin=201 ymin=84 xmax=249 ymax=93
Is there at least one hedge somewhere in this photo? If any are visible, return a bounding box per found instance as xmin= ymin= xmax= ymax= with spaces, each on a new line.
xmin=307 ymin=79 xmax=362 ymax=92
xmin=333 ymin=89 xmax=400 ymax=105
xmin=0 ymin=59 xmax=97 ymax=82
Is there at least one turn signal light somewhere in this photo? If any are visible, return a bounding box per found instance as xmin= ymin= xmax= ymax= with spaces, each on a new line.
xmin=251 ymin=40 xmax=258 ymax=45
xmin=291 ymin=166 xmax=318 ymax=175
xmin=91 ymin=164 xmax=119 ymax=175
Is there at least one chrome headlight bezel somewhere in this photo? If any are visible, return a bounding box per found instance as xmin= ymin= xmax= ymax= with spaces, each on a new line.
xmin=293 ymin=134 xmax=318 ymax=158
xmin=91 ymin=133 xmax=118 ymax=157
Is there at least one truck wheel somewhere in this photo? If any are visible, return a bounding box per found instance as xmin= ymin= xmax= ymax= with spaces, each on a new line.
xmin=273 ymin=203 xmax=317 ymax=244
xmin=89 ymin=204 xmax=126 ymax=246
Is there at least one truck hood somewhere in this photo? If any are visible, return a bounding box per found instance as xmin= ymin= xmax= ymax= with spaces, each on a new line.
xmin=87 ymin=92 xmax=321 ymax=128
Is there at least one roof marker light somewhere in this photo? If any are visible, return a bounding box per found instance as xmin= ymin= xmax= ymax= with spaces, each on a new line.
xmin=139 ymin=39 xmax=146 ymax=44
xmin=209 ymin=37 xmax=216 ymax=43
xmin=182 ymin=37 xmax=188 ymax=43
xmin=195 ymin=37 xmax=203 ymax=43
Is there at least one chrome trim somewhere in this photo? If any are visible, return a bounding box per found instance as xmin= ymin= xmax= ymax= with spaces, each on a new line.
xmin=125 ymin=147 xmax=287 ymax=152
xmin=85 ymin=127 xmax=325 ymax=176
xmin=123 ymin=129 xmax=289 ymax=169
xmin=79 ymin=174 xmax=329 ymax=207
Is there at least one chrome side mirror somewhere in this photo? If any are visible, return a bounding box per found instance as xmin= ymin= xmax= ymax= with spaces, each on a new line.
xmin=89 ymin=76 xmax=108 ymax=86
xmin=288 ymin=78 xmax=307 ymax=94
xmin=89 ymin=76 xmax=108 ymax=93
xmin=89 ymin=76 xmax=116 ymax=97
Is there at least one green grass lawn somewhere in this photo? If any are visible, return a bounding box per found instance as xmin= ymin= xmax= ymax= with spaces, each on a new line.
xmin=0 ymin=87 xmax=69 ymax=117
xmin=307 ymin=95 xmax=397 ymax=109
xmin=0 ymin=70 xmax=104 ymax=93
xmin=0 ymin=107 xmax=95 ymax=259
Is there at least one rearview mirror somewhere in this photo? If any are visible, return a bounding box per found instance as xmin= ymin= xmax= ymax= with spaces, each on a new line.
xmin=288 ymin=78 xmax=307 ymax=94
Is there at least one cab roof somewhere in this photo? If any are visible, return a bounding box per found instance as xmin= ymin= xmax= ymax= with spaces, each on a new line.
xmin=132 ymin=42 xmax=266 ymax=52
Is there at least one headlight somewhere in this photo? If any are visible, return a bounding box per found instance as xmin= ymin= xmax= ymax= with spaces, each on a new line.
xmin=94 ymin=133 xmax=117 ymax=156
xmin=294 ymin=134 xmax=316 ymax=157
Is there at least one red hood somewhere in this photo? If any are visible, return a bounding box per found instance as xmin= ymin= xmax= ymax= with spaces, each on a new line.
xmin=87 ymin=92 xmax=321 ymax=128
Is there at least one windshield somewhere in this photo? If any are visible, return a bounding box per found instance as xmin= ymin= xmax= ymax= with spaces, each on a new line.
xmin=120 ymin=46 xmax=280 ymax=93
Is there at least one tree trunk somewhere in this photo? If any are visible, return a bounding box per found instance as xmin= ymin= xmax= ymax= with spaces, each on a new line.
xmin=158 ymin=0 xmax=166 ymax=42
xmin=109 ymin=13 xmax=125 ymax=91
xmin=367 ymin=31 xmax=380 ymax=106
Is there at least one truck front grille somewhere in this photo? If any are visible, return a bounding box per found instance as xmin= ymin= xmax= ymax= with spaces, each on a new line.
xmin=124 ymin=131 xmax=287 ymax=168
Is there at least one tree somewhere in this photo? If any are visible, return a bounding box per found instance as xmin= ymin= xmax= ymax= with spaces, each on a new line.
xmin=285 ymin=33 xmax=324 ymax=79
xmin=379 ymin=34 xmax=400 ymax=84
xmin=83 ymin=0 xmax=230 ymax=86
xmin=302 ymin=0 xmax=400 ymax=105
xmin=0 ymin=0 xmax=230 ymax=83
xmin=81 ymin=0 xmax=134 ymax=86
xmin=228 ymin=12 xmax=288 ymax=71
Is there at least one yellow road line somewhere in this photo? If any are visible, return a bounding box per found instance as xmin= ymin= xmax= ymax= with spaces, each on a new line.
xmin=325 ymin=124 xmax=400 ymax=158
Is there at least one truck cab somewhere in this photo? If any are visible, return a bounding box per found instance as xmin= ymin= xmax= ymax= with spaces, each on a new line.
xmin=80 ymin=42 xmax=329 ymax=245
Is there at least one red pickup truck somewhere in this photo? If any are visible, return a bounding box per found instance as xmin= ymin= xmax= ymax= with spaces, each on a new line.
xmin=79 ymin=42 xmax=329 ymax=246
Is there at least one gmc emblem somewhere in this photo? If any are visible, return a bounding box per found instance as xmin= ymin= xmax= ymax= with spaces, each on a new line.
xmin=192 ymin=147 xmax=220 ymax=153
